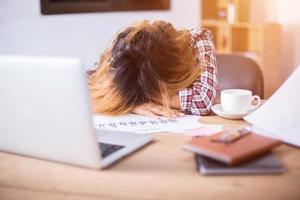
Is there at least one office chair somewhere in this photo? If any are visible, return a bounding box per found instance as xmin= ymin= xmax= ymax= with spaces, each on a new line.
xmin=216 ymin=53 xmax=264 ymax=98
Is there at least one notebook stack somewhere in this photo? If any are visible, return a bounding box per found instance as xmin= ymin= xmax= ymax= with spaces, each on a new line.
xmin=183 ymin=129 xmax=284 ymax=175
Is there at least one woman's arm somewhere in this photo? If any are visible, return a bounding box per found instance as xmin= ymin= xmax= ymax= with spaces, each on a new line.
xmin=132 ymin=102 xmax=184 ymax=118
xmin=178 ymin=28 xmax=218 ymax=115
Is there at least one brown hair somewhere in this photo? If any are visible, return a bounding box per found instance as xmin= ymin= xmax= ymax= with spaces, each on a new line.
xmin=88 ymin=20 xmax=201 ymax=115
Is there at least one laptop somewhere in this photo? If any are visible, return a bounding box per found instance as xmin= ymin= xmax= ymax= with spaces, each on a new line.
xmin=0 ymin=55 xmax=152 ymax=169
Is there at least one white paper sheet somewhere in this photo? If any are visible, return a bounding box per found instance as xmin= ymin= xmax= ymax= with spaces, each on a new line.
xmin=244 ymin=66 xmax=300 ymax=147
xmin=93 ymin=114 xmax=203 ymax=134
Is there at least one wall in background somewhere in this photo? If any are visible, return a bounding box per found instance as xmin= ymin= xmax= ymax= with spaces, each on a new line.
xmin=249 ymin=0 xmax=300 ymax=81
xmin=0 ymin=0 xmax=200 ymax=67
xmin=275 ymin=0 xmax=300 ymax=80
xmin=1 ymin=0 xmax=298 ymax=83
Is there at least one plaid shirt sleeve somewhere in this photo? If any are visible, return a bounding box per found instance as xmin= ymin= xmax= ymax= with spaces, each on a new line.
xmin=178 ymin=28 xmax=218 ymax=115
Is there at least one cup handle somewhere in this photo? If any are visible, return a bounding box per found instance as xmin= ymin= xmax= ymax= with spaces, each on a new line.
xmin=251 ymin=95 xmax=261 ymax=110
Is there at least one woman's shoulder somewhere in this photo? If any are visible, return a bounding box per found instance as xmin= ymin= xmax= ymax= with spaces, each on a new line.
xmin=189 ymin=28 xmax=215 ymax=53
xmin=189 ymin=27 xmax=211 ymax=35
xmin=189 ymin=27 xmax=214 ymax=42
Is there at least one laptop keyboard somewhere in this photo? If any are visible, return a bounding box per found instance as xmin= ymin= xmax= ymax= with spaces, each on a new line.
xmin=99 ymin=142 xmax=125 ymax=158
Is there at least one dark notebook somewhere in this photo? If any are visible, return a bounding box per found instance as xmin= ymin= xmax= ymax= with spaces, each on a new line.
xmin=195 ymin=152 xmax=285 ymax=175
xmin=183 ymin=131 xmax=282 ymax=165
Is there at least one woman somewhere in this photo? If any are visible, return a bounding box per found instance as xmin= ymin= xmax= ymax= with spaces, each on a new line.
xmin=88 ymin=20 xmax=218 ymax=118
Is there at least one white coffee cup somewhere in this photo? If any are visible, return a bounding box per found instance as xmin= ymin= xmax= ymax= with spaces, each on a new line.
xmin=220 ymin=89 xmax=261 ymax=114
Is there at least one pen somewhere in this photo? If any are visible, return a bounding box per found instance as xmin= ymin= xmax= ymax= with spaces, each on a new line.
xmin=211 ymin=127 xmax=252 ymax=143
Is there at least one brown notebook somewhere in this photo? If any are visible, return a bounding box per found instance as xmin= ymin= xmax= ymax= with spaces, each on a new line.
xmin=183 ymin=131 xmax=282 ymax=166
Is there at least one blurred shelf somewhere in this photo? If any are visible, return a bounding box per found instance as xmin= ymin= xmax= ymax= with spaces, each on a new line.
xmin=200 ymin=0 xmax=282 ymax=98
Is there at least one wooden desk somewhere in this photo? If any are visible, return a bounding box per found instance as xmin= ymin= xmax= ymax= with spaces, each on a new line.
xmin=0 ymin=116 xmax=299 ymax=200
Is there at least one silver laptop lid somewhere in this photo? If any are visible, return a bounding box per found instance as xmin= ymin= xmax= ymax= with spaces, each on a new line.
xmin=0 ymin=55 xmax=101 ymax=169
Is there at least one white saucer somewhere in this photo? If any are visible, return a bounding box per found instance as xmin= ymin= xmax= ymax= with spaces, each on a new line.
xmin=211 ymin=104 xmax=256 ymax=120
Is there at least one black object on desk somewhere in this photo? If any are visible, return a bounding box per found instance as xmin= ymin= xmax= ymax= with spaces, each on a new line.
xmin=195 ymin=152 xmax=284 ymax=175
xmin=99 ymin=143 xmax=125 ymax=158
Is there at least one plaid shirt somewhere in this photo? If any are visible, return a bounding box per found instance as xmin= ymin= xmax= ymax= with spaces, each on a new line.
xmin=179 ymin=28 xmax=218 ymax=115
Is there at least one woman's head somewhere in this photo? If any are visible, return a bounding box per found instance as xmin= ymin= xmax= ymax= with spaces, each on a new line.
xmin=88 ymin=20 xmax=201 ymax=115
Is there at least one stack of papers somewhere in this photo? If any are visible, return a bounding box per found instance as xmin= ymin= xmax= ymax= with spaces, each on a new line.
xmin=244 ymin=66 xmax=300 ymax=147
xmin=93 ymin=114 xmax=203 ymax=134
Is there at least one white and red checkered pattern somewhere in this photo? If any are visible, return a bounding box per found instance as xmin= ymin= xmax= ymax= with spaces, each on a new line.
xmin=179 ymin=28 xmax=218 ymax=115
